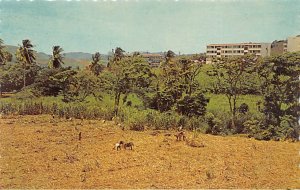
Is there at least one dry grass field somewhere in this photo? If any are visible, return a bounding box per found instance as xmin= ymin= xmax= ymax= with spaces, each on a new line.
xmin=0 ymin=115 xmax=299 ymax=189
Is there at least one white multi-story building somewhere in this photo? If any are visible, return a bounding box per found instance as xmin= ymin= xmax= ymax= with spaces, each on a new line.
xmin=206 ymin=42 xmax=271 ymax=63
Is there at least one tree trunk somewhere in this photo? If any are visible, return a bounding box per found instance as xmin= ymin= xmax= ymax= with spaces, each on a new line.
xmin=227 ymin=96 xmax=236 ymax=129
xmin=231 ymin=113 xmax=236 ymax=131
xmin=114 ymin=92 xmax=121 ymax=116
xmin=232 ymin=96 xmax=237 ymax=130
xmin=188 ymin=84 xmax=192 ymax=95
xmin=23 ymin=68 xmax=26 ymax=88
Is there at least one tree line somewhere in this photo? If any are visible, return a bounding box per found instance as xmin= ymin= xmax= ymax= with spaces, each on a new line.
xmin=0 ymin=38 xmax=299 ymax=141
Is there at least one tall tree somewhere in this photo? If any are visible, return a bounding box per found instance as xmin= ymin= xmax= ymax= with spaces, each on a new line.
xmin=89 ymin=52 xmax=104 ymax=75
xmin=207 ymin=55 xmax=257 ymax=130
xmin=256 ymin=53 xmax=300 ymax=139
xmin=114 ymin=47 xmax=125 ymax=62
xmin=0 ymin=39 xmax=12 ymax=66
xmin=102 ymin=51 xmax=153 ymax=116
xmin=179 ymin=58 xmax=202 ymax=95
xmin=148 ymin=57 xmax=206 ymax=114
xmin=165 ymin=50 xmax=175 ymax=64
xmin=16 ymin=39 xmax=36 ymax=88
xmin=49 ymin=46 xmax=64 ymax=69
xmin=0 ymin=38 xmax=5 ymax=65
xmin=107 ymin=47 xmax=125 ymax=68
xmin=62 ymin=70 xmax=99 ymax=102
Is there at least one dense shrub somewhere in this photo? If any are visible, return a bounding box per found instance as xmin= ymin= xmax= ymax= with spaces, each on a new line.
xmin=33 ymin=67 xmax=76 ymax=97
xmin=148 ymin=91 xmax=175 ymax=112
xmin=176 ymin=92 xmax=209 ymax=117
xmin=277 ymin=115 xmax=299 ymax=140
xmin=204 ymin=112 xmax=222 ymax=135
xmin=243 ymin=116 xmax=299 ymax=141
xmin=238 ymin=103 xmax=249 ymax=114
xmin=185 ymin=116 xmax=206 ymax=131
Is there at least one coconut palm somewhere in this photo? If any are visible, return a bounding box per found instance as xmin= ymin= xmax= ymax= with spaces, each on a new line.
xmin=0 ymin=38 xmax=5 ymax=65
xmin=107 ymin=47 xmax=125 ymax=68
xmin=16 ymin=39 xmax=36 ymax=88
xmin=114 ymin=47 xmax=125 ymax=62
xmin=0 ymin=39 xmax=12 ymax=65
xmin=49 ymin=46 xmax=64 ymax=69
xmin=165 ymin=50 xmax=175 ymax=63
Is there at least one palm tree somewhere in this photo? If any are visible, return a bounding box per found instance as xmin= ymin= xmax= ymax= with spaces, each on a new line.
xmin=165 ymin=50 xmax=175 ymax=63
xmin=49 ymin=46 xmax=64 ymax=69
xmin=107 ymin=47 xmax=125 ymax=68
xmin=16 ymin=39 xmax=36 ymax=88
xmin=114 ymin=47 xmax=125 ymax=62
xmin=89 ymin=52 xmax=104 ymax=75
xmin=0 ymin=38 xmax=6 ymax=65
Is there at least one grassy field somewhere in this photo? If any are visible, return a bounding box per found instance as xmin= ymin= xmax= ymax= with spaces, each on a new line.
xmin=206 ymin=94 xmax=262 ymax=114
xmin=0 ymin=115 xmax=299 ymax=188
xmin=0 ymin=92 xmax=262 ymax=114
xmin=0 ymin=92 xmax=263 ymax=133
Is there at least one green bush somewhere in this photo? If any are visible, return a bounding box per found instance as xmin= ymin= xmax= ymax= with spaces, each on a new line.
xmin=204 ymin=112 xmax=222 ymax=135
xmin=176 ymin=92 xmax=209 ymax=117
xmin=14 ymin=88 xmax=37 ymax=100
xmin=243 ymin=115 xmax=299 ymax=141
xmin=277 ymin=115 xmax=299 ymax=140
xmin=244 ymin=119 xmax=275 ymax=140
xmin=238 ymin=103 xmax=249 ymax=114
xmin=184 ymin=116 xmax=206 ymax=131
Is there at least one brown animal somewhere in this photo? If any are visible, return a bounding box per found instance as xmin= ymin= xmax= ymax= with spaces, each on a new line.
xmin=114 ymin=141 xmax=124 ymax=151
xmin=123 ymin=142 xmax=134 ymax=150
xmin=175 ymin=131 xmax=186 ymax=141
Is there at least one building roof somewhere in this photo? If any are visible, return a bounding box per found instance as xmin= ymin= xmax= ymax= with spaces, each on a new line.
xmin=271 ymin=40 xmax=287 ymax=43
xmin=141 ymin=53 xmax=164 ymax=58
xmin=207 ymin=42 xmax=263 ymax=46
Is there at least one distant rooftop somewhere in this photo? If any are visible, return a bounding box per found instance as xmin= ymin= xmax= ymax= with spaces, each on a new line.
xmin=141 ymin=53 xmax=163 ymax=57
xmin=207 ymin=42 xmax=266 ymax=46
xmin=272 ymin=40 xmax=287 ymax=43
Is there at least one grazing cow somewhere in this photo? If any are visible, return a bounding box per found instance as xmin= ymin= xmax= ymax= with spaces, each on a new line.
xmin=123 ymin=142 xmax=134 ymax=150
xmin=114 ymin=141 xmax=124 ymax=151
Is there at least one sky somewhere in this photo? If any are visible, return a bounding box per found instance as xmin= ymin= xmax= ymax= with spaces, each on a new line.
xmin=1 ymin=0 xmax=300 ymax=54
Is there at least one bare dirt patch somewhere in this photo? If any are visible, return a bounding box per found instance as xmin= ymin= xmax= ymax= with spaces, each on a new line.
xmin=0 ymin=115 xmax=299 ymax=188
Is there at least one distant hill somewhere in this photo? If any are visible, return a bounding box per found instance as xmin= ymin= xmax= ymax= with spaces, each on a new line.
xmin=64 ymin=52 xmax=92 ymax=60
xmin=4 ymin=45 xmax=108 ymax=68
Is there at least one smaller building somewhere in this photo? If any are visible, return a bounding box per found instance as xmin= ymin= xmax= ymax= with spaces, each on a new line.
xmin=271 ymin=40 xmax=287 ymax=56
xmin=141 ymin=53 xmax=164 ymax=67
xmin=287 ymin=35 xmax=300 ymax=52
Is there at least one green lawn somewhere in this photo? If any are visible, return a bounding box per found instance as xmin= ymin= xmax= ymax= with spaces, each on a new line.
xmin=206 ymin=94 xmax=262 ymax=114
xmin=0 ymin=92 xmax=262 ymax=116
